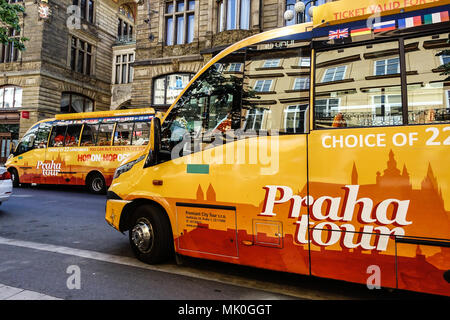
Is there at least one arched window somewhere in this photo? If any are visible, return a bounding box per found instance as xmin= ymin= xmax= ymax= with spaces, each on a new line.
xmin=0 ymin=85 xmax=22 ymax=108
xmin=60 ymin=92 xmax=94 ymax=113
xmin=153 ymin=73 xmax=194 ymax=107
xmin=117 ymin=4 xmax=135 ymax=43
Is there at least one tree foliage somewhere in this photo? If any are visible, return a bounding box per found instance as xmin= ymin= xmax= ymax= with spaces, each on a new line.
xmin=0 ymin=0 xmax=28 ymax=51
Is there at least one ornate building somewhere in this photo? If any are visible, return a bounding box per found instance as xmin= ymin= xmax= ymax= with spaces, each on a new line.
xmin=131 ymin=0 xmax=331 ymax=112
xmin=0 ymin=0 xmax=138 ymax=162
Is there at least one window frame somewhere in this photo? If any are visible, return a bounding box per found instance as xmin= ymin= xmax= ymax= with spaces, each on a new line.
xmin=0 ymin=28 xmax=21 ymax=63
xmin=0 ymin=85 xmax=22 ymax=109
xmin=374 ymin=57 xmax=400 ymax=76
xmin=216 ymin=0 xmax=251 ymax=32
xmin=321 ymin=65 xmax=347 ymax=83
xmin=61 ymin=92 xmax=94 ymax=113
xmin=152 ymin=73 xmax=195 ymax=107
xmin=253 ymin=79 xmax=273 ymax=92
xmin=165 ymin=0 xmax=195 ymax=46
xmin=69 ymin=35 xmax=93 ymax=75
xmin=72 ymin=0 xmax=95 ymax=24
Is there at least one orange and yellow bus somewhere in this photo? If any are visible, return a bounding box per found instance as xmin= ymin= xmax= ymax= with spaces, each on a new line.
xmin=105 ymin=0 xmax=450 ymax=296
xmin=6 ymin=108 xmax=155 ymax=193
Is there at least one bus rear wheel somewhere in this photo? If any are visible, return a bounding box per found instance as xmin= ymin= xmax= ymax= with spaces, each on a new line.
xmin=129 ymin=204 xmax=173 ymax=264
xmin=87 ymin=172 xmax=106 ymax=194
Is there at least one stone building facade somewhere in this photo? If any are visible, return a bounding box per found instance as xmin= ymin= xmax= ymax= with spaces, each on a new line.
xmin=130 ymin=0 xmax=331 ymax=112
xmin=0 ymin=0 xmax=138 ymax=162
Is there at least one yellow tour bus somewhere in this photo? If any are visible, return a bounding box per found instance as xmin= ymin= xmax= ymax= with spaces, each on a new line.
xmin=105 ymin=0 xmax=450 ymax=296
xmin=6 ymin=108 xmax=155 ymax=193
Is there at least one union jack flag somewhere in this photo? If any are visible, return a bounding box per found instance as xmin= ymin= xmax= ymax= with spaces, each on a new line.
xmin=329 ymin=28 xmax=349 ymax=40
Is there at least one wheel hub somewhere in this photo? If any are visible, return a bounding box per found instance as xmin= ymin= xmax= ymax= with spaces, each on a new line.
xmin=131 ymin=220 xmax=154 ymax=253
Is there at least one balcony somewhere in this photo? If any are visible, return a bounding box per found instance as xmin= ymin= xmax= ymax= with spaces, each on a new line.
xmin=114 ymin=35 xmax=136 ymax=46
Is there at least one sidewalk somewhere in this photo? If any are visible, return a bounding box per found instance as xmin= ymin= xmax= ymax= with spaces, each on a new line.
xmin=0 ymin=283 xmax=62 ymax=300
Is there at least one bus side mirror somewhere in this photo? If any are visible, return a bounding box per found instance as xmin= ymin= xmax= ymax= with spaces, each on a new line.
xmin=144 ymin=117 xmax=161 ymax=168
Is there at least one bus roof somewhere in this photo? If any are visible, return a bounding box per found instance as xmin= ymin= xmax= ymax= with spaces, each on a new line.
xmin=313 ymin=0 xmax=450 ymax=26
xmin=55 ymin=108 xmax=155 ymax=121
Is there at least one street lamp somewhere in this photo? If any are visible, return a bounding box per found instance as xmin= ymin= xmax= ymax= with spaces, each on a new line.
xmin=284 ymin=0 xmax=317 ymax=24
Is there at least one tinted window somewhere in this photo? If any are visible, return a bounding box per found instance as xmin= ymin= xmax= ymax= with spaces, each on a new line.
xmin=405 ymin=33 xmax=450 ymax=124
xmin=34 ymin=122 xmax=52 ymax=149
xmin=314 ymin=41 xmax=402 ymax=128
xmin=97 ymin=124 xmax=114 ymax=146
xmin=49 ymin=126 xmax=68 ymax=147
xmin=15 ymin=125 xmax=38 ymax=155
xmin=132 ymin=122 xmax=150 ymax=146
xmin=65 ymin=125 xmax=83 ymax=147
xmin=114 ymin=123 xmax=133 ymax=146
xmin=80 ymin=124 xmax=99 ymax=146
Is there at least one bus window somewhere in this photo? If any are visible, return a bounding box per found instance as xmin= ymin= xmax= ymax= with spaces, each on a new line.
xmin=49 ymin=125 xmax=68 ymax=147
xmin=243 ymin=44 xmax=311 ymax=134
xmin=314 ymin=41 xmax=402 ymax=129
xmin=80 ymin=124 xmax=99 ymax=146
xmin=15 ymin=125 xmax=38 ymax=155
xmin=114 ymin=123 xmax=133 ymax=146
xmin=97 ymin=123 xmax=114 ymax=146
xmin=132 ymin=122 xmax=150 ymax=146
xmin=65 ymin=124 xmax=83 ymax=147
xmin=160 ymin=51 xmax=245 ymax=160
xmin=405 ymin=33 xmax=450 ymax=124
xmin=34 ymin=122 xmax=52 ymax=149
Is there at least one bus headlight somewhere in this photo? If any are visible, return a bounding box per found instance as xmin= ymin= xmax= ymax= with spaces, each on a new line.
xmin=113 ymin=155 xmax=145 ymax=180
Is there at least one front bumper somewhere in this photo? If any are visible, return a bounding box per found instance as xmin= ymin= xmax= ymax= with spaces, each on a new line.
xmin=105 ymin=199 xmax=131 ymax=231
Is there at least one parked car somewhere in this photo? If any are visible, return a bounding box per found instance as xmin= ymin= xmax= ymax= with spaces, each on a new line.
xmin=0 ymin=166 xmax=12 ymax=204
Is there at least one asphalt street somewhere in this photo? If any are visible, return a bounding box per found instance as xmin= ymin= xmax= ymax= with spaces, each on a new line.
xmin=0 ymin=185 xmax=443 ymax=301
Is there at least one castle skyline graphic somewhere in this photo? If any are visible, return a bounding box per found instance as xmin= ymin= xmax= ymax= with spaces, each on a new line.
xmin=176 ymin=150 xmax=450 ymax=296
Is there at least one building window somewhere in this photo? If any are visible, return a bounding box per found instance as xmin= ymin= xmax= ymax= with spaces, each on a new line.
xmin=165 ymin=0 xmax=195 ymax=45
xmin=0 ymin=28 xmax=20 ymax=63
xmin=0 ymin=86 xmax=22 ymax=108
xmin=217 ymin=0 xmax=250 ymax=32
xmin=60 ymin=92 xmax=94 ymax=113
xmin=72 ymin=0 xmax=95 ymax=24
xmin=70 ymin=36 xmax=93 ymax=75
xmin=440 ymin=54 xmax=450 ymax=65
xmin=254 ymin=79 xmax=273 ymax=92
xmin=244 ymin=108 xmax=265 ymax=130
xmin=284 ymin=105 xmax=308 ymax=133
xmin=299 ymin=57 xmax=311 ymax=67
xmin=293 ymin=77 xmax=310 ymax=90
xmin=322 ymin=65 xmax=346 ymax=82
xmin=153 ymin=73 xmax=194 ymax=106
xmin=285 ymin=0 xmax=327 ymax=25
xmin=117 ymin=4 xmax=135 ymax=43
xmin=228 ymin=63 xmax=242 ymax=72
xmin=263 ymin=59 xmax=281 ymax=68
xmin=374 ymin=58 xmax=400 ymax=76
xmin=114 ymin=53 xmax=134 ymax=84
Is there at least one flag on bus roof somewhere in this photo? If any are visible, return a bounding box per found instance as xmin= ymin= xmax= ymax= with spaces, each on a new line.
xmin=398 ymin=16 xmax=422 ymax=29
xmin=329 ymin=28 xmax=349 ymax=40
xmin=424 ymin=11 xmax=449 ymax=24
xmin=373 ymin=20 xmax=396 ymax=33
xmin=350 ymin=27 xmax=371 ymax=37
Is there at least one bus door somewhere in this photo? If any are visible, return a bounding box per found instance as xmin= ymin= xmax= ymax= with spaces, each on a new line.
xmin=233 ymin=40 xmax=311 ymax=274
xmin=161 ymin=38 xmax=312 ymax=275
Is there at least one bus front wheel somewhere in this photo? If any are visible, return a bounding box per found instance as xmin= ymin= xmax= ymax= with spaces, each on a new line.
xmin=87 ymin=172 xmax=106 ymax=194
xmin=129 ymin=204 xmax=173 ymax=264
xmin=9 ymin=168 xmax=19 ymax=187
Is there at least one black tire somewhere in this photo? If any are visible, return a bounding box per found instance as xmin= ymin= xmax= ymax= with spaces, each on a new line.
xmin=129 ymin=204 xmax=173 ymax=264
xmin=9 ymin=168 xmax=19 ymax=187
xmin=87 ymin=172 xmax=106 ymax=194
